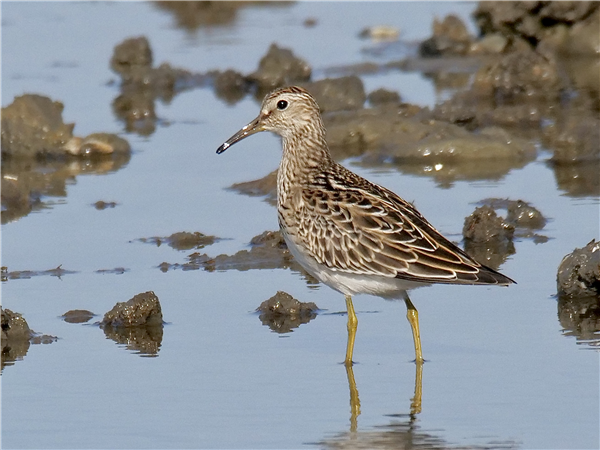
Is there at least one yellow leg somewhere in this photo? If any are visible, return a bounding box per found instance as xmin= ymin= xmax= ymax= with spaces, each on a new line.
xmin=345 ymin=295 xmax=358 ymax=366
xmin=404 ymin=295 xmax=424 ymax=364
xmin=345 ymin=363 xmax=361 ymax=432
xmin=410 ymin=359 xmax=423 ymax=416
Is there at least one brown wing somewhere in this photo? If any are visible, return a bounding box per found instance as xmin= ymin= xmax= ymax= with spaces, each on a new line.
xmin=290 ymin=165 xmax=514 ymax=285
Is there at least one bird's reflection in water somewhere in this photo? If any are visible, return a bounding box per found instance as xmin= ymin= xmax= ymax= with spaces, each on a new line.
xmin=326 ymin=360 xmax=517 ymax=449
xmin=345 ymin=361 xmax=423 ymax=433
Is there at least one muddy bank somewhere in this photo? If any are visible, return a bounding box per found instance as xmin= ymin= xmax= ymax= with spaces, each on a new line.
xmin=1 ymin=94 xmax=131 ymax=224
xmin=257 ymin=291 xmax=319 ymax=333
xmin=212 ymin=2 xmax=598 ymax=193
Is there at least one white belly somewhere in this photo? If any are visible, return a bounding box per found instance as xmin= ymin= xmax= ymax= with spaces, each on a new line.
xmin=282 ymin=230 xmax=428 ymax=298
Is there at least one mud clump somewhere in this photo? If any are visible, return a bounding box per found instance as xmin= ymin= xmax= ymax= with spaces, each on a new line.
xmin=463 ymin=205 xmax=515 ymax=242
xmin=557 ymin=240 xmax=600 ymax=348
xmin=184 ymin=230 xmax=295 ymax=272
xmin=473 ymin=48 xmax=563 ymax=100
xmin=158 ymin=230 xmax=316 ymax=284
xmin=100 ymin=291 xmax=164 ymax=356
xmin=367 ymin=88 xmax=401 ymax=107
xmin=214 ymin=69 xmax=249 ymax=104
xmin=1 ymin=95 xmax=74 ymax=158
xmin=154 ymin=1 xmax=291 ymax=30
xmin=3 ymin=265 xmax=78 ymax=280
xmin=463 ymin=198 xmax=549 ymax=250
xmin=463 ymin=205 xmax=516 ymax=269
xmin=301 ymin=76 xmax=366 ymax=112
xmin=111 ymin=36 xmax=195 ymax=89
xmin=95 ymin=267 xmax=129 ymax=275
xmin=94 ymin=201 xmax=118 ymax=210
xmin=101 ymin=291 xmax=163 ymax=327
xmin=257 ymin=291 xmax=319 ymax=333
xmin=230 ymin=170 xmax=278 ymax=206
xmin=473 ymin=1 xmax=599 ymax=52
xmin=557 ymin=240 xmax=600 ymax=298
xmin=1 ymin=307 xmax=58 ymax=371
xmin=1 ymin=308 xmax=32 ymax=341
xmin=138 ymin=231 xmax=218 ymax=251
xmin=247 ymin=43 xmax=312 ymax=93
xmin=1 ymin=94 xmax=131 ymax=224
xmin=420 ymin=14 xmax=473 ymax=57
xmin=111 ymin=36 xmax=208 ymax=135
xmin=2 ymin=95 xmax=130 ymax=159
xmin=505 ymin=200 xmax=547 ymax=230
xmin=61 ymin=310 xmax=96 ymax=324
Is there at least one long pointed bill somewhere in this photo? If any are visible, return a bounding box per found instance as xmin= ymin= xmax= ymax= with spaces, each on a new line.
xmin=216 ymin=116 xmax=263 ymax=154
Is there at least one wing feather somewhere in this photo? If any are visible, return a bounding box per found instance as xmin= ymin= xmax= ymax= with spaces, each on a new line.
xmin=285 ymin=164 xmax=513 ymax=285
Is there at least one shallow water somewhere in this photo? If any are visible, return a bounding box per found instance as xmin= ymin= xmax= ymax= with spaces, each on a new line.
xmin=2 ymin=2 xmax=599 ymax=449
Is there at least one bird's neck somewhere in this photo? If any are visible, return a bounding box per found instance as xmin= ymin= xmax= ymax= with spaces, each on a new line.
xmin=277 ymin=125 xmax=332 ymax=201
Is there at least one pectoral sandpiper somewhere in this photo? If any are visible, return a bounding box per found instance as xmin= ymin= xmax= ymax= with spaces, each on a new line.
xmin=217 ymin=86 xmax=515 ymax=365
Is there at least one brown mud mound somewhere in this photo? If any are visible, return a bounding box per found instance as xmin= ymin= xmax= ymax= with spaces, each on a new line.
xmin=110 ymin=36 xmax=208 ymax=135
xmin=1 ymin=308 xmax=58 ymax=371
xmin=153 ymin=1 xmax=291 ymax=30
xmin=247 ymin=43 xmax=312 ymax=94
xmin=1 ymin=94 xmax=131 ymax=224
xmin=100 ymin=291 xmax=164 ymax=356
xmin=137 ymin=231 xmax=219 ymax=251
xmin=557 ymin=239 xmax=600 ymax=348
xmin=557 ymin=240 xmax=600 ymax=298
xmin=462 ymin=199 xmax=548 ymax=270
xmin=101 ymin=291 xmax=163 ymax=327
xmin=257 ymin=291 xmax=319 ymax=333
xmin=61 ymin=310 xmax=96 ymax=324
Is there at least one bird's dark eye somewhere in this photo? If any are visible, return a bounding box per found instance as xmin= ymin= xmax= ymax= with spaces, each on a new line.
xmin=277 ymin=100 xmax=288 ymax=110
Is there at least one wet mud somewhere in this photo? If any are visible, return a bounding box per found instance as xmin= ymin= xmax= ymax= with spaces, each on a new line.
xmin=158 ymin=230 xmax=316 ymax=284
xmin=557 ymin=240 xmax=600 ymax=298
xmin=136 ymin=231 xmax=218 ymax=251
xmin=95 ymin=267 xmax=129 ymax=275
xmin=227 ymin=3 xmax=598 ymax=191
xmin=61 ymin=310 xmax=96 ymax=324
xmin=153 ymin=1 xmax=291 ymax=30
xmin=1 ymin=307 xmax=58 ymax=372
xmin=93 ymin=201 xmax=118 ymax=210
xmin=1 ymin=94 xmax=131 ymax=224
xmin=463 ymin=199 xmax=548 ymax=270
xmin=110 ymin=36 xmax=210 ymax=135
xmin=60 ymin=293 xmax=165 ymax=356
xmin=100 ymin=291 xmax=163 ymax=327
xmin=2 ymin=265 xmax=78 ymax=280
xmin=99 ymin=291 xmax=164 ymax=356
xmin=556 ymin=240 xmax=600 ymax=348
xmin=257 ymin=291 xmax=319 ymax=333
xmin=3 ymin=0 xmax=599 ymax=380
xmin=5 ymin=1 xmax=598 ymax=226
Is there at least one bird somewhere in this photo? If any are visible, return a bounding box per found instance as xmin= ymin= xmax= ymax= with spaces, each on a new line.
xmin=216 ymin=85 xmax=515 ymax=366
